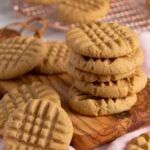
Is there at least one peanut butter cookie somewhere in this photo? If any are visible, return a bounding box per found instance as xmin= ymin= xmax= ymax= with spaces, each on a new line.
xmin=66 ymin=22 xmax=139 ymax=58
xmin=126 ymin=133 xmax=150 ymax=150
xmin=0 ymin=36 xmax=47 ymax=79
xmin=66 ymin=62 xmax=135 ymax=82
xmin=69 ymin=87 xmax=137 ymax=116
xmin=74 ymin=69 xmax=147 ymax=98
xmin=69 ymin=49 xmax=144 ymax=75
xmin=4 ymin=99 xmax=73 ymax=150
xmin=36 ymin=41 xmax=69 ymax=74
xmin=0 ymin=82 xmax=61 ymax=135
xmin=57 ymin=0 xmax=109 ymax=23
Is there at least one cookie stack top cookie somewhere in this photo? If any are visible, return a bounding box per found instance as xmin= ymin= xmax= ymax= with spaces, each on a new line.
xmin=67 ymin=22 xmax=139 ymax=58
xmin=66 ymin=22 xmax=147 ymax=116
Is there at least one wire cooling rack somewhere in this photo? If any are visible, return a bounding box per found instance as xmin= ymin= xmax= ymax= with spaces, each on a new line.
xmin=12 ymin=0 xmax=150 ymax=31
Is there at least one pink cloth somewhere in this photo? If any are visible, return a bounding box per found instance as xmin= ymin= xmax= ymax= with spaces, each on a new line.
xmin=139 ymin=31 xmax=150 ymax=76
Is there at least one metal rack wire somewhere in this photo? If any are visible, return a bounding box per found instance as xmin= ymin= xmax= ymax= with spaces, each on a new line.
xmin=12 ymin=0 xmax=150 ymax=31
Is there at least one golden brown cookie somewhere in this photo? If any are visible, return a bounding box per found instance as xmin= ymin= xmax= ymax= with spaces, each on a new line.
xmin=0 ymin=36 xmax=47 ymax=79
xmin=36 ymin=41 xmax=69 ymax=75
xmin=57 ymin=0 xmax=109 ymax=23
xmin=0 ymin=82 xmax=61 ymax=135
xmin=4 ymin=99 xmax=73 ymax=150
xmin=0 ymin=28 xmax=20 ymax=42
xmin=66 ymin=22 xmax=139 ymax=58
xmin=28 ymin=0 xmax=63 ymax=4
xmin=69 ymin=49 xmax=144 ymax=75
xmin=126 ymin=133 xmax=150 ymax=150
xmin=74 ymin=69 xmax=147 ymax=98
xmin=69 ymin=87 xmax=137 ymax=116
xmin=66 ymin=62 xmax=136 ymax=82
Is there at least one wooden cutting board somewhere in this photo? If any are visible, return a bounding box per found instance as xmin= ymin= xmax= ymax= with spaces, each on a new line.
xmin=0 ymin=73 xmax=149 ymax=150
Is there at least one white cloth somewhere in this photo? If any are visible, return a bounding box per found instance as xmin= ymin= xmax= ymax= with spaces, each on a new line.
xmin=0 ymin=0 xmax=149 ymax=150
xmin=107 ymin=127 xmax=150 ymax=150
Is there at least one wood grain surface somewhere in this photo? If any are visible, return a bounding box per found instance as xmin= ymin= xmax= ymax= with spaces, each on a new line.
xmin=0 ymin=73 xmax=149 ymax=150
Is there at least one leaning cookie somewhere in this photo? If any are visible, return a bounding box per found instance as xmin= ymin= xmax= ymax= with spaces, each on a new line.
xmin=66 ymin=62 xmax=135 ymax=82
xmin=0 ymin=82 xmax=61 ymax=135
xmin=69 ymin=87 xmax=137 ymax=116
xmin=66 ymin=22 xmax=139 ymax=58
xmin=36 ymin=41 xmax=69 ymax=75
xmin=4 ymin=99 xmax=73 ymax=150
xmin=0 ymin=36 xmax=48 ymax=79
xmin=125 ymin=133 xmax=150 ymax=150
xmin=69 ymin=49 xmax=144 ymax=75
xmin=74 ymin=69 xmax=147 ymax=98
xmin=57 ymin=0 xmax=109 ymax=23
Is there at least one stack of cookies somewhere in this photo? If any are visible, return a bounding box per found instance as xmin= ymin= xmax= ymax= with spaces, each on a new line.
xmin=66 ymin=22 xmax=147 ymax=116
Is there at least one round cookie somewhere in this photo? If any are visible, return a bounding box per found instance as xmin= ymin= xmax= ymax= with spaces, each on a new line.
xmin=0 ymin=36 xmax=47 ymax=79
xmin=4 ymin=99 xmax=73 ymax=150
xmin=57 ymin=0 xmax=109 ymax=23
xmin=66 ymin=22 xmax=139 ymax=58
xmin=36 ymin=41 xmax=69 ymax=75
xmin=69 ymin=87 xmax=137 ymax=116
xmin=74 ymin=69 xmax=147 ymax=98
xmin=0 ymin=82 xmax=61 ymax=135
xmin=0 ymin=28 xmax=20 ymax=42
xmin=69 ymin=49 xmax=144 ymax=75
xmin=66 ymin=62 xmax=135 ymax=82
xmin=126 ymin=133 xmax=150 ymax=150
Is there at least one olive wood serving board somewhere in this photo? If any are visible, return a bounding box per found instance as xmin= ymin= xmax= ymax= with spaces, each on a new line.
xmin=0 ymin=73 xmax=149 ymax=150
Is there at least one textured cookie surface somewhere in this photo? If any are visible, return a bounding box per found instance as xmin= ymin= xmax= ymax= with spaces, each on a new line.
xmin=75 ymin=69 xmax=147 ymax=98
xmin=69 ymin=87 xmax=137 ymax=116
xmin=126 ymin=133 xmax=150 ymax=150
xmin=69 ymin=49 xmax=144 ymax=75
xmin=57 ymin=0 xmax=109 ymax=23
xmin=66 ymin=22 xmax=139 ymax=58
xmin=0 ymin=36 xmax=47 ymax=79
xmin=66 ymin=62 xmax=135 ymax=82
xmin=36 ymin=41 xmax=69 ymax=74
xmin=0 ymin=28 xmax=20 ymax=42
xmin=4 ymin=99 xmax=73 ymax=150
xmin=28 ymin=0 xmax=62 ymax=4
xmin=0 ymin=82 xmax=61 ymax=134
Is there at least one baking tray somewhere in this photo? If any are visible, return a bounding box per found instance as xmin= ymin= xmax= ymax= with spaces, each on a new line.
xmin=12 ymin=0 xmax=150 ymax=31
